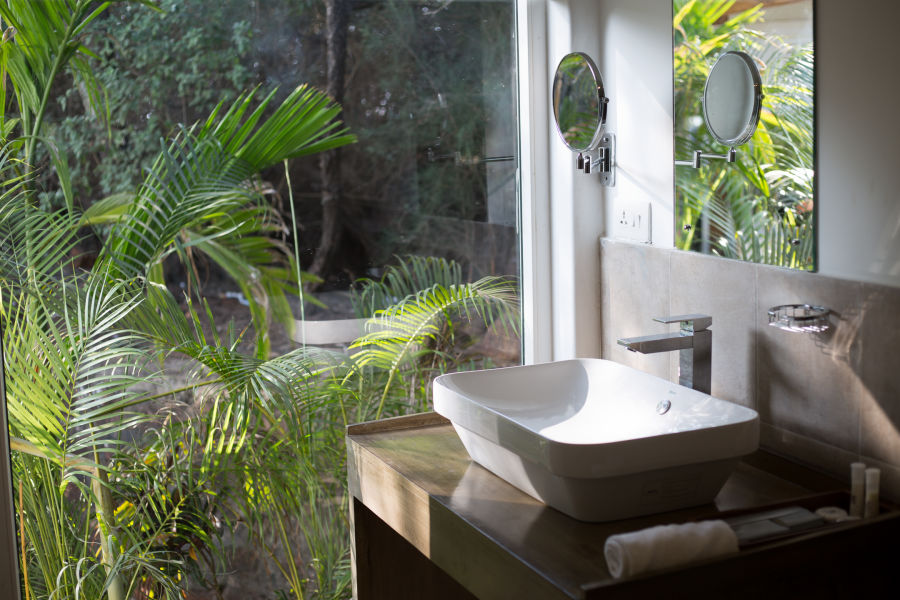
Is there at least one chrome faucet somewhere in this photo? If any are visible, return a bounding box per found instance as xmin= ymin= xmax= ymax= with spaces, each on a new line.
xmin=617 ymin=314 xmax=712 ymax=394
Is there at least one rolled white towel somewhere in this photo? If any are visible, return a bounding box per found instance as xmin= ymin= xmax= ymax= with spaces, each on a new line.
xmin=604 ymin=519 xmax=738 ymax=579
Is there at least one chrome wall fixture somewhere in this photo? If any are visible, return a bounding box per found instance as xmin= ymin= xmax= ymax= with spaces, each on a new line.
xmin=674 ymin=146 xmax=736 ymax=169
xmin=552 ymin=52 xmax=616 ymax=186
xmin=767 ymin=304 xmax=831 ymax=334
xmin=576 ymin=133 xmax=615 ymax=183
xmin=675 ymin=51 xmax=762 ymax=169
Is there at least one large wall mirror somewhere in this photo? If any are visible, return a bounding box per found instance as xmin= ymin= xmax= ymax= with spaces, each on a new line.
xmin=673 ymin=0 xmax=815 ymax=270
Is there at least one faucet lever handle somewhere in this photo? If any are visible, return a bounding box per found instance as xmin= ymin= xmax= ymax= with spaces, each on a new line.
xmin=653 ymin=314 xmax=712 ymax=332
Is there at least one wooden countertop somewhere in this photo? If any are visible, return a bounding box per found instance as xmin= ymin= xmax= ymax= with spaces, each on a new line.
xmin=347 ymin=413 xmax=900 ymax=599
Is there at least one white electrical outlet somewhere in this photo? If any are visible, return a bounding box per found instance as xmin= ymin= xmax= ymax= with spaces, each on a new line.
xmin=611 ymin=200 xmax=652 ymax=243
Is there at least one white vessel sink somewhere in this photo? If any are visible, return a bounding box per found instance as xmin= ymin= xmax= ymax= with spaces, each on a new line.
xmin=433 ymin=358 xmax=759 ymax=522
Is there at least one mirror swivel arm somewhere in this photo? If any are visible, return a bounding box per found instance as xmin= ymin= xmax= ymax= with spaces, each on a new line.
xmin=582 ymin=148 xmax=608 ymax=174
xmin=574 ymin=134 xmax=616 ymax=186
xmin=675 ymin=147 xmax=736 ymax=168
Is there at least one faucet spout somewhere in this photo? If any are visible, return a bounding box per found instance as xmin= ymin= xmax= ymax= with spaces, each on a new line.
xmin=617 ymin=332 xmax=694 ymax=354
xmin=617 ymin=314 xmax=712 ymax=394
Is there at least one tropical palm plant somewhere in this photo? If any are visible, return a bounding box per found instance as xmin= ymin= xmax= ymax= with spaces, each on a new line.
xmin=674 ymin=0 xmax=814 ymax=269
xmin=97 ymin=84 xmax=355 ymax=356
xmin=1 ymin=0 xmax=354 ymax=355
xmin=0 ymin=3 xmax=357 ymax=599
xmin=4 ymin=212 xmax=518 ymax=600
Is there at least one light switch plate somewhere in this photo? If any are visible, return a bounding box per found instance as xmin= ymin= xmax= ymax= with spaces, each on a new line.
xmin=611 ymin=200 xmax=652 ymax=243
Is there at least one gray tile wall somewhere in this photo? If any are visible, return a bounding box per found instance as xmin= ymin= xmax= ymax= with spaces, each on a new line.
xmin=599 ymin=238 xmax=900 ymax=501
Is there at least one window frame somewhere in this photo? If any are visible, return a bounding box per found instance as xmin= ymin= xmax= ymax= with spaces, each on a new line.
xmin=517 ymin=0 xmax=553 ymax=364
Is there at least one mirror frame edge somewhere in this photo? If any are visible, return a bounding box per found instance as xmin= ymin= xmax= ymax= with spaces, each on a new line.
xmin=812 ymin=0 xmax=819 ymax=273
xmin=552 ymin=51 xmax=607 ymax=154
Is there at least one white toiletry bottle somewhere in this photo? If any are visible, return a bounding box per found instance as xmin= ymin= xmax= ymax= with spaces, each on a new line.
xmin=864 ymin=467 xmax=880 ymax=518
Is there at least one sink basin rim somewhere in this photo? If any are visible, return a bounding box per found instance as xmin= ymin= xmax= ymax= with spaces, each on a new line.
xmin=433 ymin=358 xmax=760 ymax=479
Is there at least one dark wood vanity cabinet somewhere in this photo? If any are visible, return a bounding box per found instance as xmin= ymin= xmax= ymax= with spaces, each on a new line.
xmin=348 ymin=414 xmax=900 ymax=599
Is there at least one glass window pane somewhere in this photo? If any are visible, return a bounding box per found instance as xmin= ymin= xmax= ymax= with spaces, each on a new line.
xmin=2 ymin=1 xmax=520 ymax=598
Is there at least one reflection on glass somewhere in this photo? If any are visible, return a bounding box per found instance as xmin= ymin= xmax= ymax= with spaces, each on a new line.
xmin=552 ymin=53 xmax=604 ymax=152
xmin=674 ymin=0 xmax=815 ymax=270
xmin=703 ymin=51 xmax=761 ymax=146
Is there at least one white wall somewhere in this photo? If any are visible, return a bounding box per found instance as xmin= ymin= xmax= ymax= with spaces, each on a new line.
xmin=525 ymin=0 xmax=900 ymax=360
xmin=545 ymin=0 xmax=605 ymax=360
xmin=589 ymin=0 xmax=674 ymax=250
xmin=816 ymin=0 xmax=900 ymax=286
xmin=524 ymin=0 xmax=673 ymax=360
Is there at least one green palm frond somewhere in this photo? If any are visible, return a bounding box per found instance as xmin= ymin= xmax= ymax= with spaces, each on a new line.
xmin=200 ymin=85 xmax=357 ymax=171
xmin=699 ymin=181 xmax=813 ymax=268
xmin=758 ymin=47 xmax=814 ymax=173
xmin=351 ymin=275 xmax=519 ymax=418
xmin=350 ymin=255 xmax=465 ymax=318
xmin=0 ymin=141 xmax=86 ymax=290
xmin=2 ymin=274 xmax=153 ymax=464
xmin=99 ymin=133 xmax=259 ymax=281
xmin=129 ymin=283 xmax=343 ymax=417
xmin=78 ymin=191 xmax=134 ymax=226
xmin=98 ymin=86 xmax=355 ymax=355
xmin=100 ymin=87 xmax=357 ymax=279
xmin=96 ymin=131 xmax=279 ymax=354
xmin=5 ymin=275 xmax=147 ymax=600
xmin=0 ymin=191 xmax=82 ymax=287
xmin=14 ymin=452 xmax=111 ymax=600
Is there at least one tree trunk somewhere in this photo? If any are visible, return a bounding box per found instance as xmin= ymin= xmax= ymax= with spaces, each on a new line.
xmin=309 ymin=0 xmax=350 ymax=286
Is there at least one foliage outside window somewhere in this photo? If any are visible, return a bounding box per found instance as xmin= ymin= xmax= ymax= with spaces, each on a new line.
xmin=0 ymin=1 xmax=520 ymax=599
xmin=674 ymin=0 xmax=815 ymax=269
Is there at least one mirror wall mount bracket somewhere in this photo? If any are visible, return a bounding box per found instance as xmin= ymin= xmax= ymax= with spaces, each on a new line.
xmin=576 ymin=133 xmax=615 ymax=186
xmin=675 ymin=147 xmax=736 ymax=169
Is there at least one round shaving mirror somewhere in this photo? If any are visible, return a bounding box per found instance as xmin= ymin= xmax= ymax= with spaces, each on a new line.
xmin=702 ymin=51 xmax=762 ymax=147
xmin=552 ymin=52 xmax=608 ymax=152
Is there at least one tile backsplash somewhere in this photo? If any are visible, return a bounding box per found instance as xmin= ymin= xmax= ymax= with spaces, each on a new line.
xmin=599 ymin=238 xmax=900 ymax=501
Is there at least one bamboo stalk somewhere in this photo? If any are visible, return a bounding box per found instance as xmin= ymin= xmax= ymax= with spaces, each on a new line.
xmin=92 ymin=469 xmax=125 ymax=600
xmin=10 ymin=437 xmax=126 ymax=600
xmin=18 ymin=478 xmax=30 ymax=600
